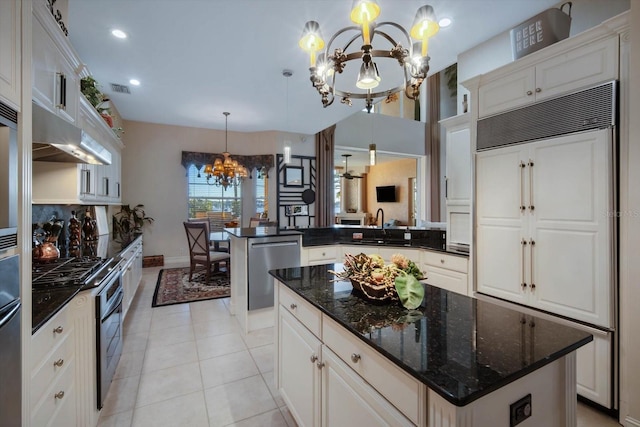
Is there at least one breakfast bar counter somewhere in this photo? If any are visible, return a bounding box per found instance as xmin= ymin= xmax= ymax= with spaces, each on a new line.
xmin=269 ymin=263 xmax=592 ymax=427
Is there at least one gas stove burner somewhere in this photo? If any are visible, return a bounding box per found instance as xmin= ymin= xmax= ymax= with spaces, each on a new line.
xmin=32 ymin=256 xmax=107 ymax=290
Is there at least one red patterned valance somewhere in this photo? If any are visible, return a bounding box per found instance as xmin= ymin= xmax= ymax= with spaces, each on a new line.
xmin=181 ymin=151 xmax=275 ymax=178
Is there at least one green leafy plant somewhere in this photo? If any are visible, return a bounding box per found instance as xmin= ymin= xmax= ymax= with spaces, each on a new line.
xmin=80 ymin=76 xmax=112 ymax=116
xmin=113 ymin=204 xmax=154 ymax=239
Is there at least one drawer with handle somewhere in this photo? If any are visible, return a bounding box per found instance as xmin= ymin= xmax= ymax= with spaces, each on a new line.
xmin=31 ymin=305 xmax=72 ymax=371
xmin=278 ymin=283 xmax=321 ymax=338
xmin=421 ymin=250 xmax=468 ymax=274
xmin=322 ymin=314 xmax=424 ymax=425
xmin=31 ymin=358 xmax=76 ymax=427
xmin=31 ymin=328 xmax=75 ymax=404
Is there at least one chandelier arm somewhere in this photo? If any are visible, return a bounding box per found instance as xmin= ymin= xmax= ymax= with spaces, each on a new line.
xmin=324 ymin=25 xmax=361 ymax=59
xmin=374 ymin=21 xmax=413 ymax=48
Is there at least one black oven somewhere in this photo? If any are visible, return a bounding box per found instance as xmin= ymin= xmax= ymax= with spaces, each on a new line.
xmin=95 ymin=261 xmax=123 ymax=409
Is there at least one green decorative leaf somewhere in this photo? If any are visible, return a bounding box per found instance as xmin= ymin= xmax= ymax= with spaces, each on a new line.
xmin=394 ymin=275 xmax=424 ymax=310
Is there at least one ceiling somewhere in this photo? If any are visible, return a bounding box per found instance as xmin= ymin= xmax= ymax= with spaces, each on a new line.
xmin=67 ymin=0 xmax=559 ymax=136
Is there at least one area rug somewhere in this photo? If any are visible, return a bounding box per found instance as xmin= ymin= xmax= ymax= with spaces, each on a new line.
xmin=152 ymin=267 xmax=230 ymax=307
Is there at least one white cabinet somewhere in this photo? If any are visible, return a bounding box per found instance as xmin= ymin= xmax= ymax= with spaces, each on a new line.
xmin=421 ymin=250 xmax=469 ymax=296
xmin=278 ymin=307 xmax=322 ymax=427
xmin=275 ymin=282 xmax=424 ymax=427
xmin=478 ymin=36 xmax=618 ymax=118
xmin=301 ymin=246 xmax=338 ymax=266
xmin=321 ymin=347 xmax=413 ymax=427
xmin=31 ymin=303 xmax=77 ymax=427
xmin=121 ymin=236 xmax=143 ymax=319
xmin=441 ymin=113 xmax=471 ymax=246
xmin=576 ymin=332 xmax=612 ymax=407
xmin=476 ymin=129 xmax=613 ymax=328
xmin=0 ymin=0 xmax=21 ymax=109
xmin=32 ymin=13 xmax=80 ymax=125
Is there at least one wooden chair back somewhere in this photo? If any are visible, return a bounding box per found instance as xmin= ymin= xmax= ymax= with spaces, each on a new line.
xmin=183 ymin=221 xmax=210 ymax=259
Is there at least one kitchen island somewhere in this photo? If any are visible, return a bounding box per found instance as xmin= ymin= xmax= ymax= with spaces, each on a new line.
xmin=226 ymin=227 xmax=302 ymax=333
xmin=270 ymin=264 xmax=592 ymax=427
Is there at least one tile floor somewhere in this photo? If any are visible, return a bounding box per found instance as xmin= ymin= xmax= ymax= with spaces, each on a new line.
xmin=97 ymin=265 xmax=622 ymax=427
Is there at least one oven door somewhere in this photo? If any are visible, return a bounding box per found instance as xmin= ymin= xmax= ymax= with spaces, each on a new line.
xmin=96 ymin=270 xmax=123 ymax=409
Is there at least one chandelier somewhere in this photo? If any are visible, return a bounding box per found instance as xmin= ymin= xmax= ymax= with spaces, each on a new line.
xmin=203 ymin=112 xmax=248 ymax=189
xmin=298 ymin=1 xmax=440 ymax=112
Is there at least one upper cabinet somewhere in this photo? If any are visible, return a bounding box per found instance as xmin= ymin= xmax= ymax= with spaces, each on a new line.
xmin=478 ymin=36 xmax=618 ymax=118
xmin=0 ymin=0 xmax=21 ymax=110
xmin=32 ymin=5 xmax=80 ymax=125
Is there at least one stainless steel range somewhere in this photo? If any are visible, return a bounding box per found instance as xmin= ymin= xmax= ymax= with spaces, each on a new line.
xmin=32 ymin=255 xmax=124 ymax=409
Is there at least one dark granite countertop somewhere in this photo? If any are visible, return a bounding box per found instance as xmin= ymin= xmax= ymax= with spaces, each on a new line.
xmin=225 ymin=227 xmax=303 ymax=238
xmin=269 ymin=263 xmax=592 ymax=406
xmin=32 ymin=235 xmax=142 ymax=334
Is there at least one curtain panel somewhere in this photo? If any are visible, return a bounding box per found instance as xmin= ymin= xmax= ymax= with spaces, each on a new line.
xmin=181 ymin=151 xmax=275 ymax=177
xmin=315 ymin=125 xmax=336 ymax=227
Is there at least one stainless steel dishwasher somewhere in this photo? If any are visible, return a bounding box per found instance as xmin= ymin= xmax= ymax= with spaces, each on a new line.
xmin=248 ymin=235 xmax=301 ymax=310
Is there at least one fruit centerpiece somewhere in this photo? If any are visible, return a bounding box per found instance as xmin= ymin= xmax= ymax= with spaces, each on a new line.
xmin=330 ymin=253 xmax=426 ymax=309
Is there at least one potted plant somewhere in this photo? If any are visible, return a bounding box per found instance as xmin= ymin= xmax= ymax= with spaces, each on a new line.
xmin=113 ymin=204 xmax=154 ymax=242
xmin=80 ymin=76 xmax=115 ymax=127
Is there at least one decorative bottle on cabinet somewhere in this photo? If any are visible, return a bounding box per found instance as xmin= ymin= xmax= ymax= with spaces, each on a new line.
xmin=68 ymin=210 xmax=81 ymax=248
xmin=82 ymin=209 xmax=97 ymax=241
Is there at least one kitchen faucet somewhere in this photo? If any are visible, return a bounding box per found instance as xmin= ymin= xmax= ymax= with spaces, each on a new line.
xmin=375 ymin=208 xmax=384 ymax=228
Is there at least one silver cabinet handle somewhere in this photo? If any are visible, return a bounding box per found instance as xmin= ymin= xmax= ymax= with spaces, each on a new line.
xmin=53 ymin=359 xmax=64 ymax=368
xmin=289 ymin=303 xmax=297 ymax=310
xmin=526 ymin=90 xmax=533 ymax=96
xmin=53 ymin=326 xmax=64 ymax=334
xmin=440 ymin=259 xmax=445 ymax=264
xmin=54 ymin=391 xmax=65 ymax=400
xmin=310 ymin=354 xmax=318 ymax=363
xmin=351 ymin=353 xmax=361 ymax=363
xmin=521 ymin=239 xmax=528 ymax=289
xmin=528 ymin=160 xmax=535 ymax=211
xmin=535 ymin=87 xmax=542 ymax=93
xmin=316 ymin=362 xmax=325 ymax=369
xmin=529 ymin=239 xmax=536 ymax=290
xmin=519 ymin=161 xmax=526 ymax=212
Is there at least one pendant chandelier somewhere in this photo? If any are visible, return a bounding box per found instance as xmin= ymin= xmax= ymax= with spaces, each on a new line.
xmin=204 ymin=112 xmax=248 ymax=189
xmin=299 ymin=0 xmax=440 ymax=112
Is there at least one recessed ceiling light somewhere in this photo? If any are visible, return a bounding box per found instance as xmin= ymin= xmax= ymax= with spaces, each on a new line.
xmin=111 ymin=29 xmax=127 ymax=39
xmin=129 ymin=79 xmax=140 ymax=86
xmin=438 ymin=18 xmax=452 ymax=28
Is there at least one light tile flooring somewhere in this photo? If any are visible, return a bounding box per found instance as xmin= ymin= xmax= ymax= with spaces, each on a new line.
xmin=97 ymin=265 xmax=622 ymax=427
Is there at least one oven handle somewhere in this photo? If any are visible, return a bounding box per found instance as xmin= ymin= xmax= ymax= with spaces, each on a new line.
xmin=102 ymin=289 xmax=123 ymax=322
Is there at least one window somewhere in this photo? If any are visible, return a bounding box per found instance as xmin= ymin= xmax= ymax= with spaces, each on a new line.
xmin=187 ymin=165 xmax=242 ymax=219
xmin=256 ymin=174 xmax=268 ymax=216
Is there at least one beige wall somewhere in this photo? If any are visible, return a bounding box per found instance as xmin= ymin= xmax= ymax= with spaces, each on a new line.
xmin=365 ymin=158 xmax=416 ymax=226
xmin=119 ymin=120 xmax=313 ymax=260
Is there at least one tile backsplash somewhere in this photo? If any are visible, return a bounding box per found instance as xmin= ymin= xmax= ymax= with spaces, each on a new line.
xmin=32 ymin=205 xmax=104 ymax=247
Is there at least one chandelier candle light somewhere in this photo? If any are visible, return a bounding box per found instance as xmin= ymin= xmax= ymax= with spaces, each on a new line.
xmin=204 ymin=112 xmax=248 ymax=189
xmin=299 ymin=0 xmax=440 ymax=112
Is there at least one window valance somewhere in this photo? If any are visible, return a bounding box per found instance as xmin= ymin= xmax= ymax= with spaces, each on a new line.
xmin=181 ymin=151 xmax=275 ymax=177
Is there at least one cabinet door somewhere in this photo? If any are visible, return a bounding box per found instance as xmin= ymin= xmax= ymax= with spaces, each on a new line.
xmin=321 ymin=347 xmax=413 ymax=427
xmin=445 ymin=124 xmax=471 ymax=204
xmin=33 ymin=17 xmax=59 ymax=112
xmin=0 ymin=0 xmax=20 ymax=109
xmin=55 ymin=53 xmax=79 ymax=124
xmin=529 ymin=130 xmax=613 ymax=328
xmin=122 ymin=260 xmax=134 ymax=319
xmin=576 ymin=332 xmax=612 ymax=407
xmin=79 ymin=164 xmax=96 ymax=201
xmin=476 ymin=146 xmax=529 ymax=302
xmin=478 ymin=67 xmax=535 ymax=118
xmin=535 ymin=36 xmax=618 ymax=102
xmin=278 ymin=307 xmax=321 ymax=427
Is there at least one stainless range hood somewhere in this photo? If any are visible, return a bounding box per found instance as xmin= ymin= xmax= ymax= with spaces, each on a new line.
xmin=32 ymin=102 xmax=112 ymax=165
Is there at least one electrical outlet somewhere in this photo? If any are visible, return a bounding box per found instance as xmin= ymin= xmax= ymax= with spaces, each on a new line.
xmin=510 ymin=394 xmax=532 ymax=426
xmin=404 ymin=232 xmax=411 ymax=240
xmin=352 ymin=232 xmax=363 ymax=240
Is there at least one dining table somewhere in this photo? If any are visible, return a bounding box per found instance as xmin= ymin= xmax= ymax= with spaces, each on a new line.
xmin=209 ymin=231 xmax=230 ymax=252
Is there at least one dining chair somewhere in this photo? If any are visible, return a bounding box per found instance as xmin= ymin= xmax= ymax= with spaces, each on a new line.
xmin=183 ymin=221 xmax=230 ymax=283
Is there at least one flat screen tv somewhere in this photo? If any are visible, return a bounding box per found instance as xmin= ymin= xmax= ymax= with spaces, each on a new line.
xmin=376 ymin=185 xmax=396 ymax=203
